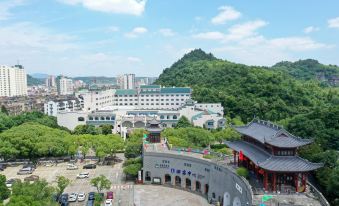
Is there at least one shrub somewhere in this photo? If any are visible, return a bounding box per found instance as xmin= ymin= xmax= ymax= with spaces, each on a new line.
xmin=236 ymin=167 xmax=249 ymax=178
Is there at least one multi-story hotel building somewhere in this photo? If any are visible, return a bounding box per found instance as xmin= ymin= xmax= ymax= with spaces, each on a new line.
xmin=58 ymin=77 xmax=74 ymax=95
xmin=0 ymin=65 xmax=27 ymax=97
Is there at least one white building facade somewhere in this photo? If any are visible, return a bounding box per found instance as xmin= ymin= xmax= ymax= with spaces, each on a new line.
xmin=0 ymin=65 xmax=27 ymax=97
xmin=76 ymin=88 xmax=115 ymax=112
xmin=59 ymin=77 xmax=74 ymax=95
xmin=44 ymin=99 xmax=82 ymax=116
xmin=117 ymin=74 xmax=136 ymax=89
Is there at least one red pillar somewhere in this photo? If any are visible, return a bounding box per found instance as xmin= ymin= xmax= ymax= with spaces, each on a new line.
xmin=302 ymin=173 xmax=307 ymax=192
xmin=273 ymin=173 xmax=277 ymax=192
xmin=294 ymin=173 xmax=299 ymax=192
xmin=264 ymin=171 xmax=268 ymax=191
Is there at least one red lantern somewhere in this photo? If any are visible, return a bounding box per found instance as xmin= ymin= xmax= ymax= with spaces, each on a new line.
xmin=239 ymin=150 xmax=244 ymax=161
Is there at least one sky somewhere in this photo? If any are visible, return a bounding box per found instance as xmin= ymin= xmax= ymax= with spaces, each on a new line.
xmin=0 ymin=0 xmax=339 ymax=77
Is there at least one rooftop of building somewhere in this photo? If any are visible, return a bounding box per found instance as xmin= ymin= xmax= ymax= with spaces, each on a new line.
xmin=115 ymin=89 xmax=138 ymax=96
xmin=225 ymin=140 xmax=323 ymax=172
xmin=140 ymin=85 xmax=161 ymax=89
xmin=233 ymin=118 xmax=313 ymax=148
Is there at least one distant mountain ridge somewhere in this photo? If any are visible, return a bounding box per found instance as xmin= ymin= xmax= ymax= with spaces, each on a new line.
xmin=31 ymin=73 xmax=49 ymax=79
xmin=271 ymin=59 xmax=339 ymax=83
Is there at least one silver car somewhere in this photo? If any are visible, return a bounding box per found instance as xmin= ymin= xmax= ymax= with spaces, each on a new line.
xmin=17 ymin=167 xmax=33 ymax=175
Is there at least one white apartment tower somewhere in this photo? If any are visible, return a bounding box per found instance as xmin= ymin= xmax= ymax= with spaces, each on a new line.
xmin=117 ymin=74 xmax=135 ymax=89
xmin=45 ymin=75 xmax=56 ymax=88
xmin=59 ymin=77 xmax=74 ymax=95
xmin=0 ymin=65 xmax=27 ymax=97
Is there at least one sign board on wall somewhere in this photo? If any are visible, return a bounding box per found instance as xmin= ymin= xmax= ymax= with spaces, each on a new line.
xmin=236 ymin=183 xmax=242 ymax=194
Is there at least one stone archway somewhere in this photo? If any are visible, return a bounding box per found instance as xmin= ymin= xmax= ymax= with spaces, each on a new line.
xmin=232 ymin=197 xmax=241 ymax=206
xmin=122 ymin=121 xmax=133 ymax=128
xmin=223 ymin=192 xmax=231 ymax=206
xmin=196 ymin=181 xmax=202 ymax=192
xmin=185 ymin=178 xmax=192 ymax=189
xmin=175 ymin=176 xmax=181 ymax=186
xmin=165 ymin=174 xmax=171 ymax=184
xmin=134 ymin=121 xmax=145 ymax=128
xmin=204 ymin=184 xmax=209 ymax=194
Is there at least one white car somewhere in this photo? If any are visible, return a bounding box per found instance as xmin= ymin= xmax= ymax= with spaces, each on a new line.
xmin=76 ymin=172 xmax=89 ymax=179
xmin=77 ymin=193 xmax=86 ymax=202
xmin=105 ymin=199 xmax=113 ymax=206
xmin=68 ymin=193 xmax=78 ymax=202
xmin=66 ymin=164 xmax=78 ymax=170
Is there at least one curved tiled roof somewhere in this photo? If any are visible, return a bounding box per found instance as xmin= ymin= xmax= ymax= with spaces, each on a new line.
xmin=258 ymin=156 xmax=323 ymax=172
xmin=233 ymin=119 xmax=312 ymax=148
xmin=225 ymin=140 xmax=323 ymax=172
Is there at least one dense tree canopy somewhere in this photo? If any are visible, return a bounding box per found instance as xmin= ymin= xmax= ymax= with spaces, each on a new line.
xmin=0 ymin=122 xmax=74 ymax=160
xmin=8 ymin=180 xmax=57 ymax=206
xmin=156 ymin=49 xmax=339 ymax=204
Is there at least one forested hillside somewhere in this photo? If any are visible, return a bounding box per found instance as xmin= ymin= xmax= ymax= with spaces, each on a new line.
xmin=156 ymin=49 xmax=339 ymax=204
xmin=271 ymin=59 xmax=339 ymax=83
xmin=27 ymin=74 xmax=44 ymax=86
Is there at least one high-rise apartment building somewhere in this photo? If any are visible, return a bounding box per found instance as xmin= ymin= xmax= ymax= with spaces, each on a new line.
xmin=117 ymin=74 xmax=135 ymax=89
xmin=0 ymin=65 xmax=27 ymax=97
xmin=57 ymin=76 xmax=74 ymax=95
xmin=45 ymin=75 xmax=56 ymax=88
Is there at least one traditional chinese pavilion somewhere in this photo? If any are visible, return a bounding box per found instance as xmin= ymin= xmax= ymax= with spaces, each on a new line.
xmin=225 ymin=119 xmax=323 ymax=193
xmin=146 ymin=119 xmax=163 ymax=143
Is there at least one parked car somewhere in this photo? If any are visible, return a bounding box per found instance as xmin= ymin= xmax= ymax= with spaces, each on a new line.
xmin=106 ymin=191 xmax=113 ymax=200
xmin=88 ymin=192 xmax=95 ymax=201
xmin=77 ymin=193 xmax=86 ymax=202
xmin=66 ymin=164 xmax=78 ymax=170
xmin=87 ymin=200 xmax=94 ymax=206
xmin=17 ymin=167 xmax=33 ymax=175
xmin=24 ymin=175 xmax=39 ymax=182
xmin=6 ymin=178 xmax=20 ymax=188
xmin=83 ymin=164 xmax=96 ymax=169
xmin=68 ymin=193 xmax=78 ymax=202
xmin=105 ymin=199 xmax=113 ymax=206
xmin=77 ymin=172 xmax=89 ymax=179
xmin=23 ymin=164 xmax=36 ymax=170
xmin=0 ymin=164 xmax=7 ymax=171
xmin=59 ymin=193 xmax=69 ymax=206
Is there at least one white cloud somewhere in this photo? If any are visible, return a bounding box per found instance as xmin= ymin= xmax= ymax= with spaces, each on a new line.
xmin=58 ymin=0 xmax=146 ymax=16
xmin=125 ymin=27 xmax=148 ymax=38
xmin=268 ymin=37 xmax=331 ymax=51
xmin=194 ymin=20 xmax=267 ymax=42
xmin=211 ymin=6 xmax=241 ymax=25
xmin=159 ymin=28 xmax=176 ymax=37
xmin=328 ymin=17 xmax=339 ymax=28
xmin=193 ymin=32 xmax=225 ymax=40
xmin=304 ymin=26 xmax=319 ymax=34
xmin=107 ymin=26 xmax=119 ymax=32
xmin=127 ymin=56 xmax=141 ymax=62
xmin=225 ymin=20 xmax=268 ymax=41
xmin=0 ymin=22 xmax=77 ymax=52
xmin=0 ymin=0 xmax=25 ymax=20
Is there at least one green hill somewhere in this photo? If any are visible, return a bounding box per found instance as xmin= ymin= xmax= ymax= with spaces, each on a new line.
xmin=156 ymin=49 xmax=338 ymax=122
xmin=156 ymin=49 xmax=339 ymax=204
xmin=27 ymin=74 xmax=44 ymax=86
xmin=271 ymin=59 xmax=339 ymax=83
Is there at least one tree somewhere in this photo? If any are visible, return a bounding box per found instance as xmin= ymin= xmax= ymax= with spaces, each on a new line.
xmin=0 ymin=175 xmax=10 ymax=203
xmin=214 ymin=127 xmax=241 ymax=144
xmin=0 ymin=106 xmax=8 ymax=115
xmin=9 ymin=180 xmax=57 ymax=206
xmin=236 ymin=167 xmax=249 ymax=178
xmin=56 ymin=176 xmax=70 ymax=197
xmin=90 ymin=175 xmax=111 ymax=193
xmin=175 ymin=116 xmax=193 ymax=128
xmin=123 ymin=163 xmax=142 ymax=177
xmin=100 ymin=124 xmax=113 ymax=135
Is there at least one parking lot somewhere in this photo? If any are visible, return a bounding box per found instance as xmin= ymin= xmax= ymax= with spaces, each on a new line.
xmin=0 ymin=153 xmax=134 ymax=206
xmin=1 ymin=154 xmax=211 ymax=206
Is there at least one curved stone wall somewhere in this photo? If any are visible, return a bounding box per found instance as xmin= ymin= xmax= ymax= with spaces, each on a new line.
xmin=143 ymin=152 xmax=252 ymax=206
